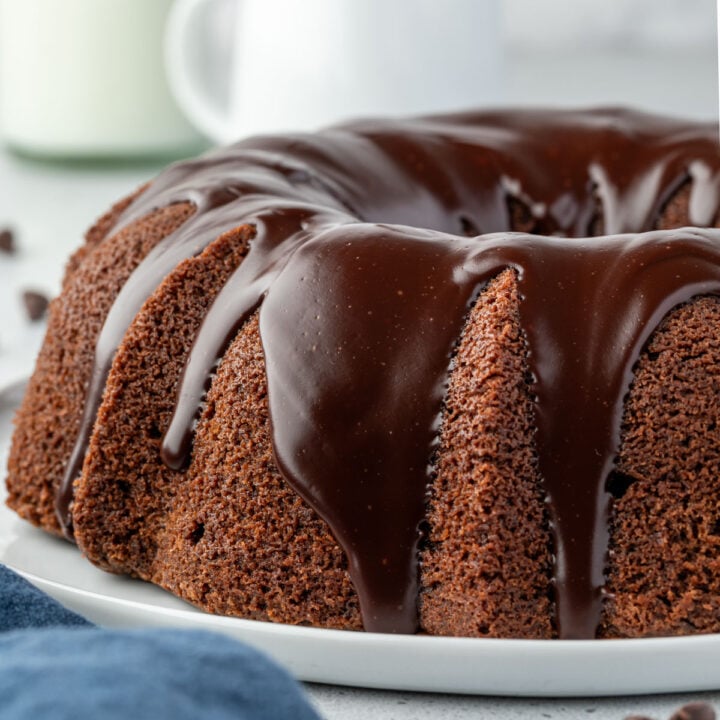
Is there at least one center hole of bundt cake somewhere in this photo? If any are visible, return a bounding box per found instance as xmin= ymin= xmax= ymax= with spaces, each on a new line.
xmin=458 ymin=215 xmax=479 ymax=237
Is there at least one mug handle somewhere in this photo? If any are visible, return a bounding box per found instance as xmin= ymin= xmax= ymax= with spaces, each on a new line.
xmin=165 ymin=0 xmax=236 ymax=143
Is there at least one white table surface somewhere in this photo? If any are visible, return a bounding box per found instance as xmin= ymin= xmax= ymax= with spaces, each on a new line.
xmin=1 ymin=46 xmax=720 ymax=717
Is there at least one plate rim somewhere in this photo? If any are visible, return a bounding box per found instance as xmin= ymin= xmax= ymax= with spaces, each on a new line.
xmin=6 ymin=556 xmax=720 ymax=697
xmin=10 ymin=563 xmax=720 ymax=656
xmin=4 ymin=376 xmax=720 ymax=696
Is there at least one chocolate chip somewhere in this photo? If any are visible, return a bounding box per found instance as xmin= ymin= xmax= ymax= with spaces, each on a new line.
xmin=670 ymin=702 xmax=716 ymax=720
xmin=22 ymin=290 xmax=49 ymax=322
xmin=0 ymin=228 xmax=16 ymax=255
xmin=625 ymin=703 xmax=717 ymax=720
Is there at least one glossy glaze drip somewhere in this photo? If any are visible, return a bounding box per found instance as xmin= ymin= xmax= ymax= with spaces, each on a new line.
xmin=263 ymin=228 xmax=720 ymax=637
xmin=56 ymin=109 xmax=720 ymax=637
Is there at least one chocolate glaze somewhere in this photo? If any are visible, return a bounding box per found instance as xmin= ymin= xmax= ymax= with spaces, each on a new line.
xmin=56 ymin=109 xmax=720 ymax=637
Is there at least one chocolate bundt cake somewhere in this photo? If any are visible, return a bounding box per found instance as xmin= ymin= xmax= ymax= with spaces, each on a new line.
xmin=7 ymin=108 xmax=720 ymax=639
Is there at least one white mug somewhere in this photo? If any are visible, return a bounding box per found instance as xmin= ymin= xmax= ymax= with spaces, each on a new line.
xmin=165 ymin=0 xmax=503 ymax=144
xmin=0 ymin=0 xmax=202 ymax=158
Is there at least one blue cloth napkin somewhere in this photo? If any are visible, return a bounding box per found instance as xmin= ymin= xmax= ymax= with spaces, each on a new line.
xmin=0 ymin=564 xmax=321 ymax=720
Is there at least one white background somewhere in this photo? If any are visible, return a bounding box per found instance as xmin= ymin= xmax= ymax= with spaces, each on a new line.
xmin=502 ymin=0 xmax=717 ymax=118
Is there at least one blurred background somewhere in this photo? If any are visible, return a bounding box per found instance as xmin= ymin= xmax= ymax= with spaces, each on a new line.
xmin=0 ymin=0 xmax=717 ymax=384
xmin=505 ymin=0 xmax=716 ymax=116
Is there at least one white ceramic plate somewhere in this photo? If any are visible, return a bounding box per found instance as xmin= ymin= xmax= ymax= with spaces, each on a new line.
xmin=2 ymin=379 xmax=720 ymax=697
